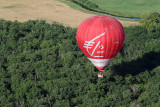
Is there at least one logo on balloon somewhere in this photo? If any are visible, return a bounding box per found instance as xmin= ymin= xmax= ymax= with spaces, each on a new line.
xmin=83 ymin=32 xmax=106 ymax=57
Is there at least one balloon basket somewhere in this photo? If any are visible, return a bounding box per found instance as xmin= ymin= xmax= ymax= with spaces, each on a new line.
xmin=98 ymin=72 xmax=103 ymax=78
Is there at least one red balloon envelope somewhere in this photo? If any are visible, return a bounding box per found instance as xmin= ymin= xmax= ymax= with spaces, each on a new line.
xmin=76 ymin=16 xmax=125 ymax=72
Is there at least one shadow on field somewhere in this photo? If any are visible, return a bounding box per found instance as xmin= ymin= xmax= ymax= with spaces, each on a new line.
xmin=112 ymin=51 xmax=160 ymax=76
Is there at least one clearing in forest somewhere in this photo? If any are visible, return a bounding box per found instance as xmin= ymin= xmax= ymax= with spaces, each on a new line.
xmin=0 ymin=0 xmax=139 ymax=28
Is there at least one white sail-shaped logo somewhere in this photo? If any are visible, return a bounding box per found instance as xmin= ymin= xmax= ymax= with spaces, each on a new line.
xmin=83 ymin=32 xmax=106 ymax=57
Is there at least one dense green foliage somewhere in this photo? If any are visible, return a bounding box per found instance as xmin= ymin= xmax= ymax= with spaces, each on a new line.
xmin=73 ymin=0 xmax=160 ymax=18
xmin=74 ymin=0 xmax=99 ymax=10
xmin=140 ymin=12 xmax=160 ymax=35
xmin=0 ymin=18 xmax=160 ymax=107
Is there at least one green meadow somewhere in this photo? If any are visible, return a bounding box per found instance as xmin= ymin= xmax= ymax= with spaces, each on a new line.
xmin=91 ymin=0 xmax=160 ymax=18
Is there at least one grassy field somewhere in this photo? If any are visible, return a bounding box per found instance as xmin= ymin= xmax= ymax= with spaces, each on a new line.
xmin=91 ymin=0 xmax=160 ymax=18
xmin=57 ymin=0 xmax=139 ymax=21
xmin=0 ymin=0 xmax=139 ymax=28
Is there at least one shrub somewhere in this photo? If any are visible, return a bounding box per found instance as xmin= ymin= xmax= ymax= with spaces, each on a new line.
xmin=76 ymin=0 xmax=98 ymax=9
xmin=140 ymin=12 xmax=160 ymax=35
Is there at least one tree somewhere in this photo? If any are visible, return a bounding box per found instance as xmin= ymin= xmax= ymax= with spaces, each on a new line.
xmin=0 ymin=19 xmax=160 ymax=107
xmin=140 ymin=12 xmax=160 ymax=35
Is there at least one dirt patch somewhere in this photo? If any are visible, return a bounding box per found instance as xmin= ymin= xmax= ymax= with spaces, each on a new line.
xmin=0 ymin=0 xmax=139 ymax=28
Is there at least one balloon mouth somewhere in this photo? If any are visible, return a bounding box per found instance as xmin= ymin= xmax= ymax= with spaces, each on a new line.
xmin=88 ymin=58 xmax=113 ymax=72
xmin=96 ymin=66 xmax=105 ymax=71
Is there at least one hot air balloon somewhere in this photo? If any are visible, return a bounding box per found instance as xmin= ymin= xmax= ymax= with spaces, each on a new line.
xmin=76 ymin=16 xmax=125 ymax=78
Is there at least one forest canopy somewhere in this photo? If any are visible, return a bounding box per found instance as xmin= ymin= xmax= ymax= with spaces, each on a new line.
xmin=0 ymin=14 xmax=160 ymax=107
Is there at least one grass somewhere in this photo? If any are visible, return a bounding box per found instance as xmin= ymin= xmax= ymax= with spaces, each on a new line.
xmin=56 ymin=0 xmax=139 ymax=22
xmin=91 ymin=0 xmax=160 ymax=18
xmin=3 ymin=5 xmax=18 ymax=8
xmin=57 ymin=0 xmax=159 ymax=19
xmin=3 ymin=4 xmax=23 ymax=9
